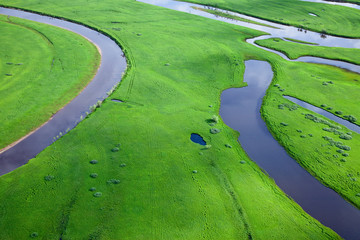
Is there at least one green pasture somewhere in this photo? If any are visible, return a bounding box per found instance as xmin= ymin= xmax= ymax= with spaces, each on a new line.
xmin=0 ymin=0 xmax=344 ymax=238
xmin=0 ymin=14 xmax=100 ymax=150
xmin=185 ymin=0 xmax=360 ymax=38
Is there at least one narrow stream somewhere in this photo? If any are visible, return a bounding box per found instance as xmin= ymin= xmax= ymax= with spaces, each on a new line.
xmin=1 ymin=1 xmax=359 ymax=238
xmin=284 ymin=96 xmax=360 ymax=134
xmin=137 ymin=0 xmax=360 ymax=238
xmin=0 ymin=8 xmax=127 ymax=175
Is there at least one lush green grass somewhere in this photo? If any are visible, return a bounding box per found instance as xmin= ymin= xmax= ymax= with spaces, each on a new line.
xmin=256 ymin=37 xmax=360 ymax=65
xmin=187 ymin=0 xmax=360 ymax=208
xmin=261 ymin=59 xmax=360 ymax=208
xmin=0 ymin=14 xmax=100 ymax=150
xmin=0 ymin=0 xmax=341 ymax=239
xmin=184 ymin=0 xmax=360 ymax=38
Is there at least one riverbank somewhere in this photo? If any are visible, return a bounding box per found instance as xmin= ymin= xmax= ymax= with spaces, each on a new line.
xmin=0 ymin=14 xmax=100 ymax=150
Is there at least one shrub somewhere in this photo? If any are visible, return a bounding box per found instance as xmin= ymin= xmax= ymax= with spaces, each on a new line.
xmin=210 ymin=128 xmax=220 ymax=134
xmin=111 ymin=147 xmax=119 ymax=152
xmin=225 ymin=144 xmax=232 ymax=148
xmin=90 ymin=173 xmax=98 ymax=178
xmin=107 ymin=179 xmax=120 ymax=184
xmin=280 ymin=122 xmax=288 ymax=126
xmin=344 ymin=115 xmax=357 ymax=123
xmin=274 ymin=84 xmax=280 ymax=87
xmin=339 ymin=134 xmax=352 ymax=140
xmin=327 ymin=107 xmax=333 ymax=110
xmin=342 ymin=153 xmax=349 ymax=157
xmin=328 ymin=81 xmax=334 ymax=84
xmin=93 ymin=192 xmax=102 ymax=197
xmin=44 ymin=175 xmax=54 ymax=181
xmin=120 ymin=163 xmax=126 ymax=167
xmin=340 ymin=159 xmax=346 ymax=162
xmin=211 ymin=115 xmax=219 ymax=123
xmin=322 ymin=82 xmax=328 ymax=86
xmin=164 ymin=63 xmax=170 ymax=66
xmin=321 ymin=104 xmax=327 ymax=108
xmin=192 ymin=170 xmax=198 ymax=173
xmin=279 ymin=89 xmax=285 ymax=92
xmin=89 ymin=160 xmax=98 ymax=164
xmin=337 ymin=149 xmax=344 ymax=154
xmin=30 ymin=232 xmax=38 ymax=238
xmin=89 ymin=187 xmax=96 ymax=192
xmin=335 ymin=111 xmax=343 ymax=115
xmin=278 ymin=104 xmax=284 ymax=110
xmin=204 ymin=144 xmax=212 ymax=149
xmin=356 ymin=193 xmax=360 ymax=197
xmin=308 ymin=134 xmax=313 ymax=137
xmin=333 ymin=154 xmax=338 ymax=158
xmin=240 ymin=160 xmax=246 ymax=164
xmin=300 ymin=135 xmax=306 ymax=138
xmin=296 ymin=129 xmax=302 ymax=133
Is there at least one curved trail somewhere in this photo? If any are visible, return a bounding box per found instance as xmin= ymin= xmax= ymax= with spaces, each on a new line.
xmin=138 ymin=0 xmax=360 ymax=238
xmin=0 ymin=7 xmax=127 ymax=176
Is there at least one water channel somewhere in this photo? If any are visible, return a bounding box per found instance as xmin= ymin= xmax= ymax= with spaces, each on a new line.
xmin=0 ymin=7 xmax=127 ymax=175
xmin=0 ymin=1 xmax=359 ymax=238
xmin=137 ymin=0 xmax=360 ymax=238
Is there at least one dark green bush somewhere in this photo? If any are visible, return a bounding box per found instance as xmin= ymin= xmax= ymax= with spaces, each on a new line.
xmin=339 ymin=134 xmax=352 ymax=140
xmin=111 ymin=147 xmax=119 ymax=152
xmin=44 ymin=175 xmax=54 ymax=181
xmin=30 ymin=232 xmax=38 ymax=238
xmin=107 ymin=179 xmax=120 ymax=184
xmin=90 ymin=173 xmax=98 ymax=178
xmin=89 ymin=160 xmax=98 ymax=164
xmin=344 ymin=115 xmax=357 ymax=123
xmin=93 ymin=192 xmax=102 ymax=197
xmin=210 ymin=128 xmax=220 ymax=134
xmin=120 ymin=163 xmax=126 ymax=167
xmin=335 ymin=111 xmax=343 ymax=115
xmin=280 ymin=122 xmax=288 ymax=126
xmin=89 ymin=187 xmax=96 ymax=192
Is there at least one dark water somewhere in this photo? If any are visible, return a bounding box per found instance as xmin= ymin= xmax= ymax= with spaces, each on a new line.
xmin=190 ymin=133 xmax=206 ymax=145
xmin=285 ymin=96 xmax=360 ymax=134
xmin=0 ymin=7 xmax=127 ymax=175
xmin=220 ymin=60 xmax=360 ymax=239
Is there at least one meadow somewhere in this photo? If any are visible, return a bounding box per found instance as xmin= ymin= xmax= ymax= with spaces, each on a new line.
xmin=188 ymin=0 xmax=360 ymax=208
xmin=0 ymin=0 xmax=347 ymax=238
xmin=0 ymin=14 xmax=100 ymax=150
xmin=184 ymin=0 xmax=360 ymax=38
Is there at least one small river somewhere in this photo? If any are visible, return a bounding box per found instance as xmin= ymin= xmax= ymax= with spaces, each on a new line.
xmin=138 ymin=0 xmax=360 ymax=238
xmin=0 ymin=7 xmax=127 ymax=175
xmin=0 ymin=1 xmax=359 ymax=238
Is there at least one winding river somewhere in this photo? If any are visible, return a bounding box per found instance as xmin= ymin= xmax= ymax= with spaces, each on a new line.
xmin=0 ymin=0 xmax=359 ymax=238
xmin=0 ymin=7 xmax=127 ymax=175
xmin=137 ymin=0 xmax=360 ymax=238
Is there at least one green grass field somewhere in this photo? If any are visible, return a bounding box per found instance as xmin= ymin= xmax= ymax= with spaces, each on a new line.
xmin=0 ymin=0 xmax=345 ymax=239
xmin=184 ymin=0 xmax=360 ymax=38
xmin=189 ymin=0 xmax=360 ymax=209
xmin=261 ymin=60 xmax=360 ymax=208
xmin=0 ymin=14 xmax=100 ymax=150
